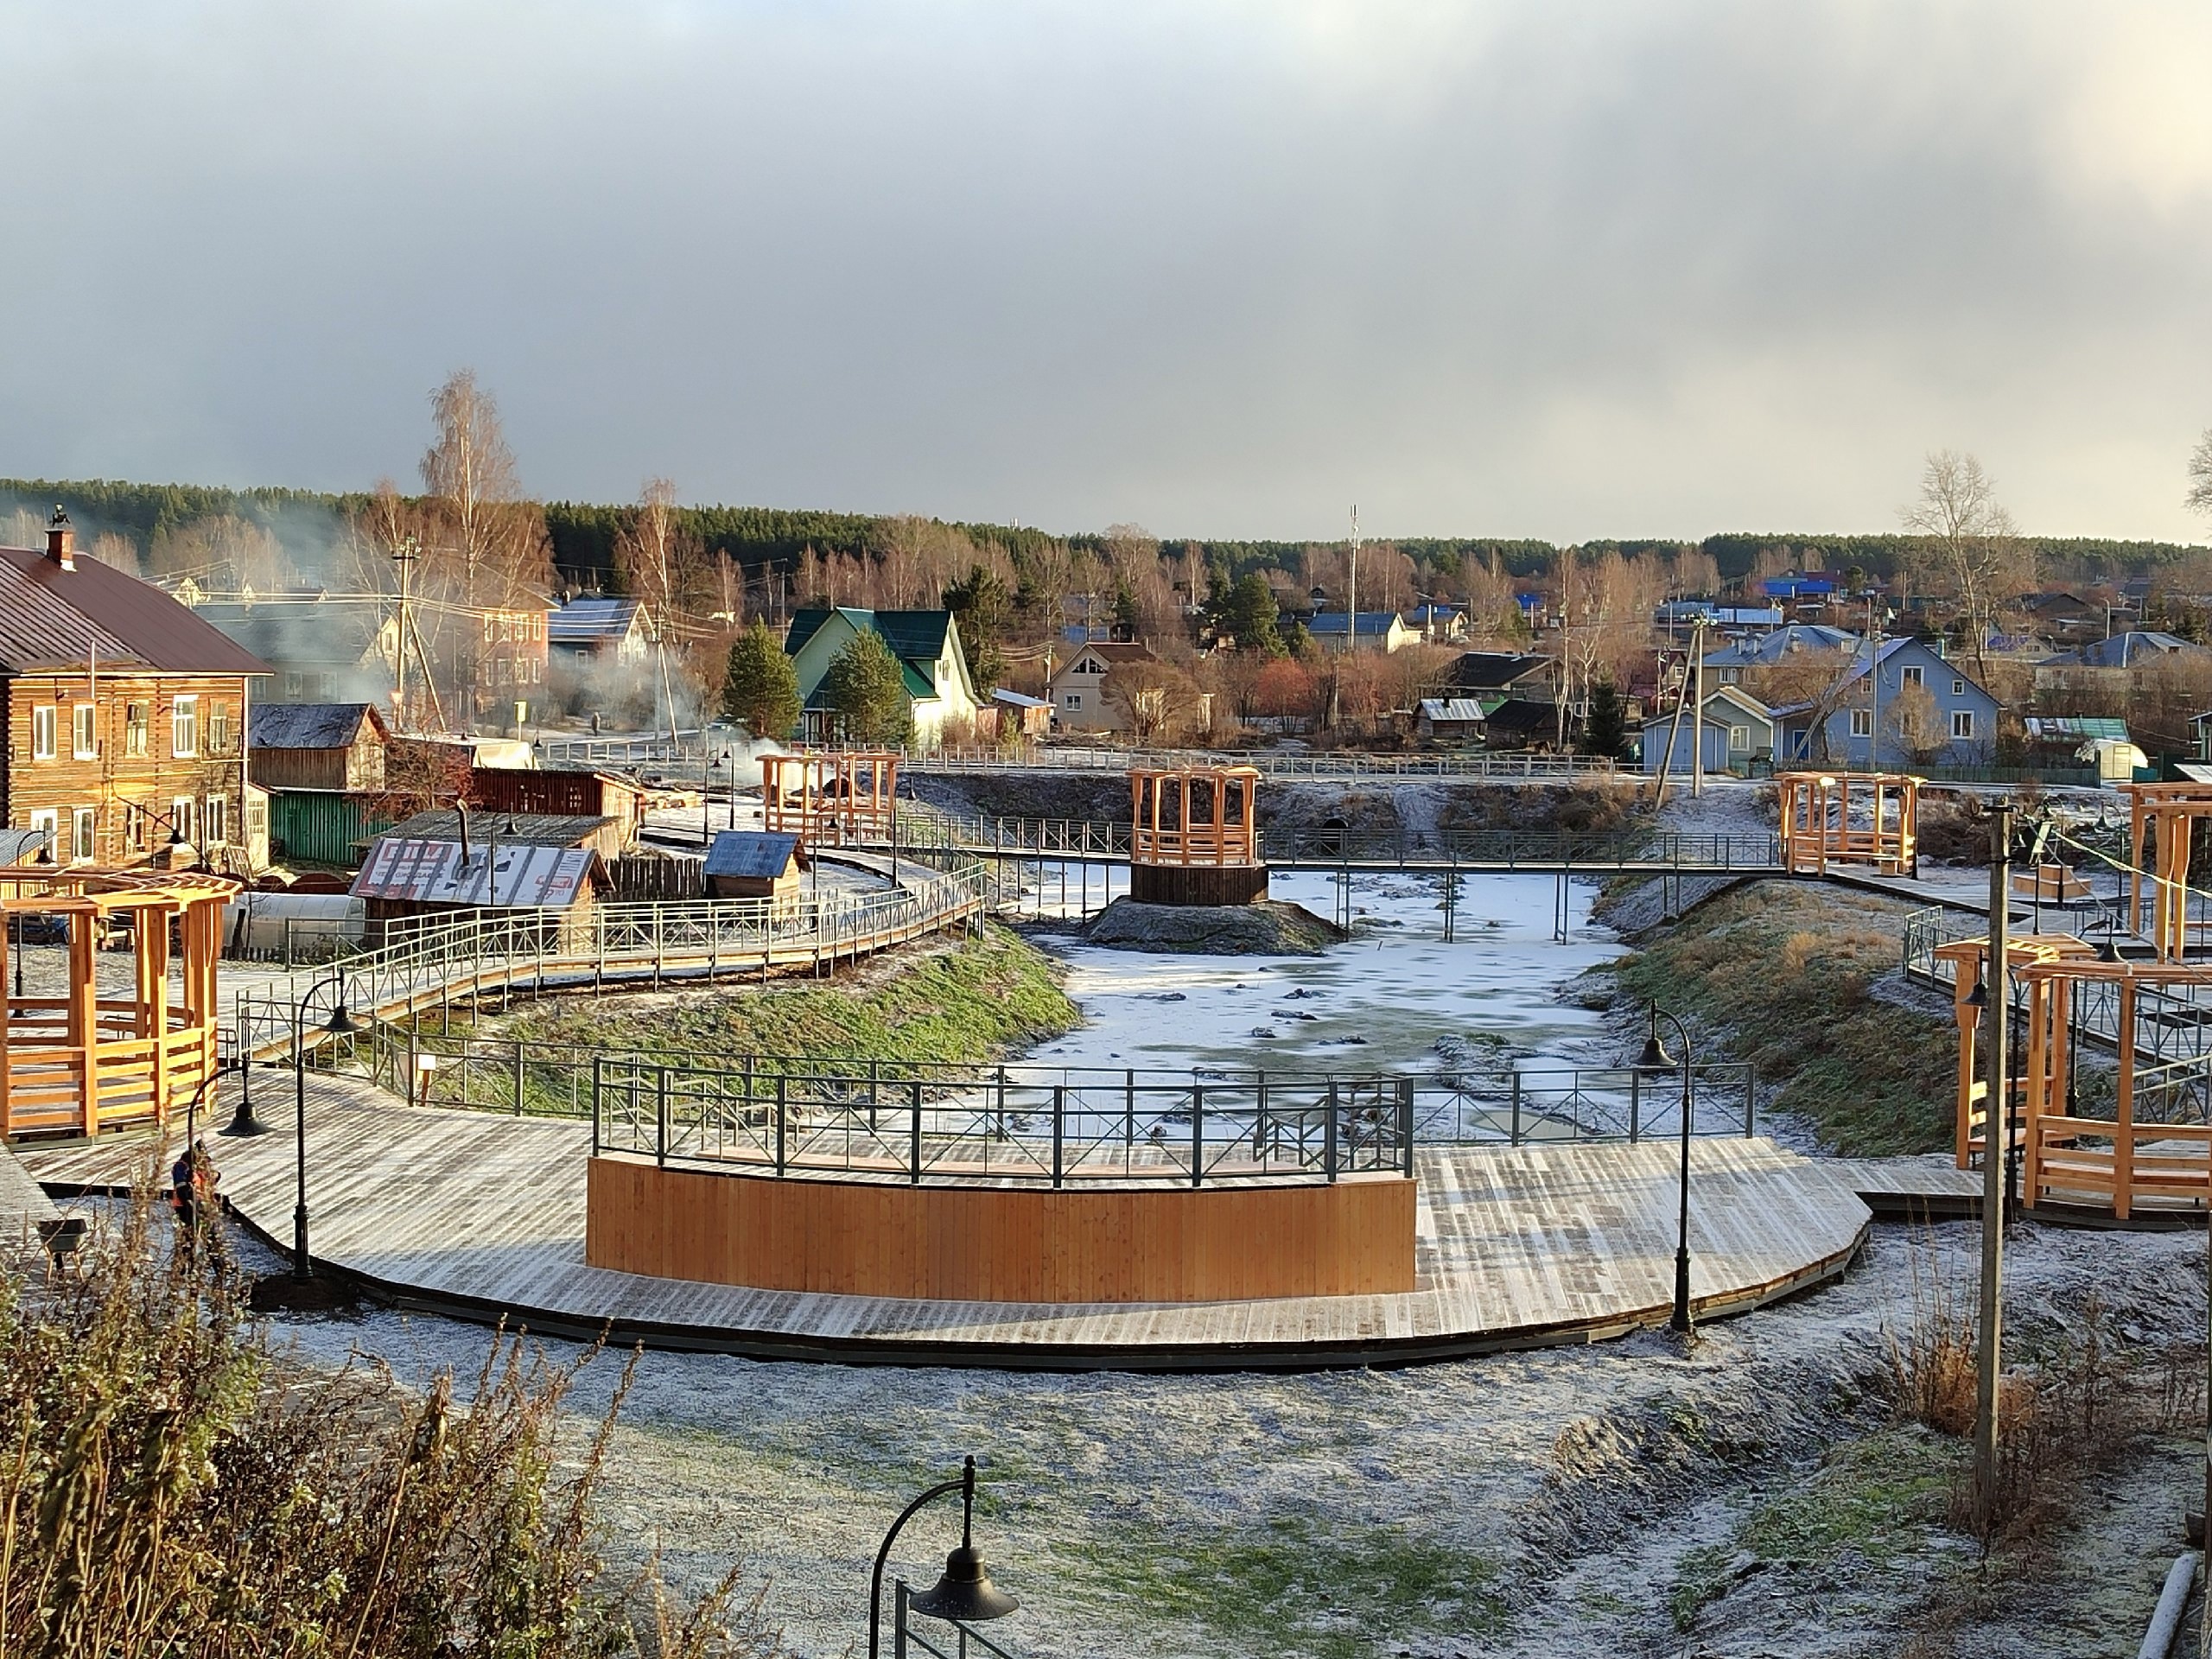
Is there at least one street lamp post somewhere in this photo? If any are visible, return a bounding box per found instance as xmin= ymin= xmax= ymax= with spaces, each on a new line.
xmin=868 ymin=1455 xmax=1019 ymax=1659
xmin=1637 ymin=1001 xmax=1699 ymax=1335
xmin=290 ymin=970 xmax=355 ymax=1281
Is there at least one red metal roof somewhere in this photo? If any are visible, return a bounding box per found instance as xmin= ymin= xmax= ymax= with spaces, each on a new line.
xmin=0 ymin=545 xmax=272 ymax=676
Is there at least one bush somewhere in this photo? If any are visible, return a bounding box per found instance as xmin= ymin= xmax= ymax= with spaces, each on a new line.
xmin=0 ymin=1178 xmax=779 ymax=1657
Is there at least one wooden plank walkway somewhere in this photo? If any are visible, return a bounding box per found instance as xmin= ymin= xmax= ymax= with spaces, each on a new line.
xmin=19 ymin=1077 xmax=1881 ymax=1370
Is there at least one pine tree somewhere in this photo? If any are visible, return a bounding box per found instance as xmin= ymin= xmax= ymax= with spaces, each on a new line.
xmin=720 ymin=619 xmax=801 ymax=739
xmin=1581 ymin=679 xmax=1628 ymax=758
xmin=820 ymin=629 xmax=913 ymax=746
xmin=1217 ymin=573 xmax=1284 ymax=656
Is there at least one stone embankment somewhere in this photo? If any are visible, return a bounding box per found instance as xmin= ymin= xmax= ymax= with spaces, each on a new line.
xmin=1080 ymin=897 xmax=1344 ymax=956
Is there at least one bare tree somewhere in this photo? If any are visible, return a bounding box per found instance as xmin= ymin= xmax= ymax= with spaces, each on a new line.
xmin=1900 ymin=450 xmax=2031 ymax=682
xmin=1885 ymin=681 xmax=1949 ymax=765
xmin=2185 ymin=427 xmax=2212 ymax=522
xmin=419 ymin=369 xmax=554 ymax=610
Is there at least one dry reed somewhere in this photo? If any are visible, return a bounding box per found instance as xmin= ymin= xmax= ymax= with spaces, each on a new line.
xmin=0 ymin=1166 xmax=782 ymax=1658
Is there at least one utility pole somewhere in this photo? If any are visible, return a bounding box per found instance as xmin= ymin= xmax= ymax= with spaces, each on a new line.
xmin=391 ymin=537 xmax=419 ymax=730
xmin=1867 ymin=589 xmax=1881 ymax=771
xmin=1689 ymin=619 xmax=1706 ymax=798
xmin=1345 ymin=505 xmax=1360 ymax=656
xmin=1974 ymin=800 xmax=2012 ymax=1522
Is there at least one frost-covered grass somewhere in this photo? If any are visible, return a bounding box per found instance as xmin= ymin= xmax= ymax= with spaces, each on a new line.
xmin=1606 ymin=880 xmax=1957 ymax=1155
xmin=1667 ymin=1427 xmax=1961 ymax=1632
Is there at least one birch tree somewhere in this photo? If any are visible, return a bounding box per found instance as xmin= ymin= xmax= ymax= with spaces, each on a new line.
xmin=1900 ymin=450 xmax=2029 ymax=682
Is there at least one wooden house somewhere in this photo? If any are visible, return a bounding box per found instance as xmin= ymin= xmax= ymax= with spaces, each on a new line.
xmin=704 ymin=830 xmax=803 ymax=901
xmin=248 ymin=702 xmax=391 ymax=792
xmin=2 ymin=510 xmax=268 ymax=868
xmin=785 ymin=608 xmax=981 ymax=746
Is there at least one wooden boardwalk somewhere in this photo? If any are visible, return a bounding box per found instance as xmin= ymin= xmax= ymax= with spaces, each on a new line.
xmin=19 ymin=1077 xmax=1884 ymax=1370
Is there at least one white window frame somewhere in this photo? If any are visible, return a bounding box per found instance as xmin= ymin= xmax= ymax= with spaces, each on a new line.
xmin=72 ymin=702 xmax=97 ymax=760
xmin=207 ymin=702 xmax=229 ymax=755
xmin=124 ymin=702 xmax=149 ymax=758
xmin=1849 ymin=708 xmax=1873 ymax=738
xmin=203 ymin=794 xmax=228 ymax=847
xmin=71 ymin=807 xmax=96 ymax=863
xmin=171 ymin=796 xmax=196 ymax=848
xmin=1952 ymin=678 xmax=1966 ymax=696
xmin=1951 ymin=709 xmax=1975 ymax=740
xmin=1728 ymin=724 xmax=1751 ymax=750
xmin=171 ymin=695 xmax=198 ymax=759
xmin=30 ymin=705 xmax=55 ymax=761
xmin=1065 ymin=693 xmax=1083 ymax=711
xmin=28 ymin=808 xmax=57 ymax=857
xmin=124 ymin=801 xmax=146 ymax=854
xmin=1900 ymin=665 xmax=1923 ymax=688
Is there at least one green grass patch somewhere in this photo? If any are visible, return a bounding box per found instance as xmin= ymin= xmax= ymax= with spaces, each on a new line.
xmin=1669 ymin=1427 xmax=1961 ymax=1631
xmin=1061 ymin=1510 xmax=1504 ymax=1659
xmin=1609 ymin=880 xmax=1957 ymax=1154
xmin=499 ymin=923 xmax=1078 ymax=1070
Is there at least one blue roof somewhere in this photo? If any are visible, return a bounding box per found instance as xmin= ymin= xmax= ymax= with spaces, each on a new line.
xmin=704 ymin=830 xmax=800 ymax=879
xmin=1308 ymin=612 xmax=1399 ymax=636
xmin=2041 ymin=632 xmax=2206 ymax=669
xmin=1703 ymin=624 xmax=1860 ymax=669
xmin=550 ymin=597 xmax=643 ymax=644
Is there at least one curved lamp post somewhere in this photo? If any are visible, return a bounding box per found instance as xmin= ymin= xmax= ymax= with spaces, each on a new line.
xmin=868 ymin=1455 xmax=1018 ymax=1659
xmin=290 ymin=970 xmax=355 ymax=1281
xmin=1636 ymin=1001 xmax=1698 ymax=1336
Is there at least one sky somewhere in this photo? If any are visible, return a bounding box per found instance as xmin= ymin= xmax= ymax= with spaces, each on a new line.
xmin=5 ymin=1 xmax=2212 ymax=545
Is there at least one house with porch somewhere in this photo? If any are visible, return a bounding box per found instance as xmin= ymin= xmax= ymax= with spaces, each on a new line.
xmin=1771 ymin=638 xmax=1999 ymax=768
xmin=784 ymin=607 xmax=982 ymax=747
xmin=1638 ymin=686 xmax=1776 ymax=775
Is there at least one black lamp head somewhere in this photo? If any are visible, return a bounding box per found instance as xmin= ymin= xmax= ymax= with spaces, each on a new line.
xmin=1962 ymin=980 xmax=1988 ymax=1008
xmin=2096 ymin=935 xmax=2124 ymax=964
xmin=323 ymin=1000 xmax=356 ymax=1035
xmin=907 ymin=1544 xmax=1019 ymax=1625
xmin=1634 ymin=1002 xmax=1675 ymax=1071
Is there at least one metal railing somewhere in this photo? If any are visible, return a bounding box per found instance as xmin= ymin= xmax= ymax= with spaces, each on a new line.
xmin=875 ymin=811 xmax=1782 ymax=871
xmin=232 ymin=864 xmax=990 ymax=1060
xmin=906 ymin=745 xmax=1620 ymax=780
xmin=264 ymin=1036 xmax=1761 ymax=1171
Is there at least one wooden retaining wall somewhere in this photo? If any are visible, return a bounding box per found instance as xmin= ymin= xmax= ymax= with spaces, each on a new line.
xmin=585 ymin=1155 xmax=1414 ymax=1303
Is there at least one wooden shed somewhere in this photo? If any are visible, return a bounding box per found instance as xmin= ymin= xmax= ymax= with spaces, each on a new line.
xmin=384 ymin=808 xmax=626 ymax=864
xmin=703 ymin=830 xmax=804 ymax=901
xmin=349 ymin=836 xmax=608 ymax=949
xmin=473 ymin=766 xmax=645 ymax=849
xmin=247 ymin=702 xmax=391 ymax=792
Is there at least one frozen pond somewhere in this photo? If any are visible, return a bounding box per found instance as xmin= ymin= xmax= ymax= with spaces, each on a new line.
xmin=1026 ymin=868 xmax=1624 ymax=1080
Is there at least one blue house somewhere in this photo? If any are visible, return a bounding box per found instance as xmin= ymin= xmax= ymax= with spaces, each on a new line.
xmin=1702 ymin=624 xmax=1861 ymax=687
xmin=1772 ymin=638 xmax=1999 ymax=768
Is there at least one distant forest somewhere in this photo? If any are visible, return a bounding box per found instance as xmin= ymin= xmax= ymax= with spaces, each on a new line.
xmin=1 ymin=474 xmax=2202 ymax=593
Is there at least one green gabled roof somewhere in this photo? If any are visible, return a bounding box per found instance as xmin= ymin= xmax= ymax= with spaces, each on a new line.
xmin=784 ymin=607 xmax=873 ymax=658
xmin=872 ymin=610 xmax=953 ymax=661
xmin=900 ymin=660 xmax=935 ymax=698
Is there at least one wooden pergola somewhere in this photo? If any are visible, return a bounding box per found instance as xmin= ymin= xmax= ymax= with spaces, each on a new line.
xmin=1775 ymin=771 xmax=1921 ymax=876
xmin=0 ymin=860 xmax=237 ymax=1140
xmin=1939 ymin=935 xmax=2209 ymax=1219
xmin=2116 ymin=782 xmax=2212 ymax=961
xmin=1128 ymin=765 xmax=1267 ymax=906
xmin=760 ymin=751 xmax=899 ymax=846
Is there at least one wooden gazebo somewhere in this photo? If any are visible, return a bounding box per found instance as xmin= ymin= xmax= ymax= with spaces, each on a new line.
xmin=1775 ymin=772 xmax=1920 ymax=876
xmin=1940 ymin=934 xmax=2209 ymax=1220
xmin=0 ymin=861 xmax=237 ymax=1139
xmin=2116 ymin=782 xmax=2212 ymax=960
xmin=760 ymin=751 xmax=899 ymax=846
xmin=1128 ymin=765 xmax=1267 ymax=906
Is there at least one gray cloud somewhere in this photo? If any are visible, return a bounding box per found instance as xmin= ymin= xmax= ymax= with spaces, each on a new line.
xmin=3 ymin=0 xmax=2209 ymax=543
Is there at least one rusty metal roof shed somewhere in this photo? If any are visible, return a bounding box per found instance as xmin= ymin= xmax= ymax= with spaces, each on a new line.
xmin=350 ymin=838 xmax=603 ymax=907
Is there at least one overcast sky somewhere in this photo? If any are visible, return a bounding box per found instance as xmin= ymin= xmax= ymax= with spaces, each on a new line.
xmin=5 ymin=1 xmax=2210 ymax=544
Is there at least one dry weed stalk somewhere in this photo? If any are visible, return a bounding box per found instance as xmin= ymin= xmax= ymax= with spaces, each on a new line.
xmin=0 ymin=1166 xmax=782 ymax=1658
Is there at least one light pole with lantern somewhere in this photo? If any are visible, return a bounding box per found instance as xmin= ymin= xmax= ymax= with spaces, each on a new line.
xmin=868 ymin=1455 xmax=1019 ymax=1659
xmin=1636 ymin=1001 xmax=1699 ymax=1336
xmin=289 ymin=969 xmax=355 ymax=1281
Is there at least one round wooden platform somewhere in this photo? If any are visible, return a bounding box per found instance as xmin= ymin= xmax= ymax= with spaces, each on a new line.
xmin=21 ymin=1077 xmax=1879 ymax=1372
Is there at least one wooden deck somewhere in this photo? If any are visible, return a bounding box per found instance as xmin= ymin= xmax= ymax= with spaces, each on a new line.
xmin=18 ymin=1077 xmax=1886 ymax=1370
